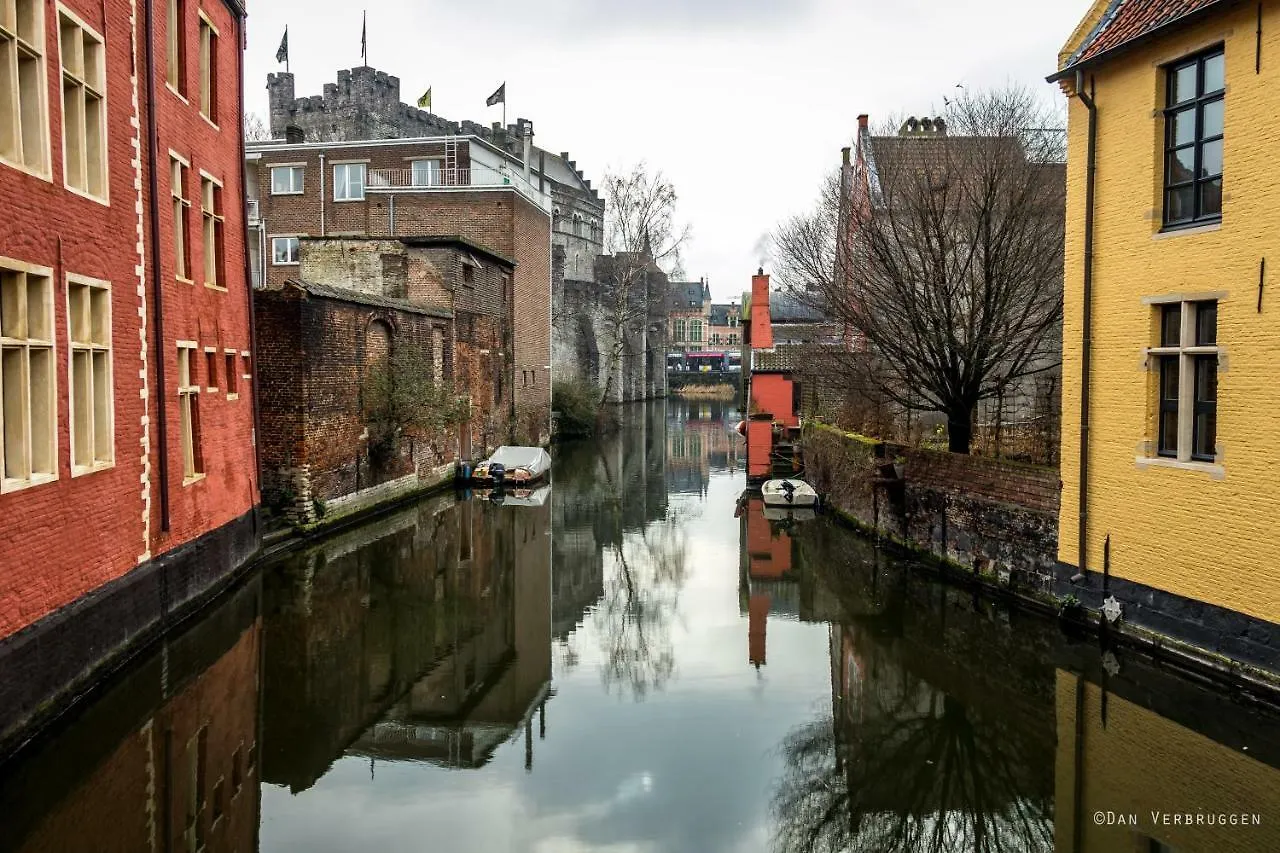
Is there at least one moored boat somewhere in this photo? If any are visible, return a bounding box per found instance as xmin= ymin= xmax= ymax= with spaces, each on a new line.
xmin=761 ymin=478 xmax=819 ymax=508
xmin=471 ymin=446 xmax=552 ymax=486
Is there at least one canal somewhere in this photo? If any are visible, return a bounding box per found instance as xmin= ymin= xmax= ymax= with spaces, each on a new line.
xmin=1 ymin=401 xmax=1278 ymax=852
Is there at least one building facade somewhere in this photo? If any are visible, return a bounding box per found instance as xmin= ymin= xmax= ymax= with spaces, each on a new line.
xmin=0 ymin=0 xmax=257 ymax=746
xmin=667 ymin=278 xmax=711 ymax=354
xmin=707 ymin=303 xmax=741 ymax=349
xmin=1053 ymin=0 xmax=1279 ymax=672
xmin=247 ymin=133 xmax=550 ymax=444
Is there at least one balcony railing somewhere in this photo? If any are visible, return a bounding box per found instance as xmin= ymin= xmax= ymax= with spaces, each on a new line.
xmin=366 ymin=163 xmax=549 ymax=212
xmin=246 ymin=198 xmax=260 ymax=224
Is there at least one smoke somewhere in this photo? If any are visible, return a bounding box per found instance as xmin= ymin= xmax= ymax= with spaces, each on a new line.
xmin=753 ymin=233 xmax=772 ymax=271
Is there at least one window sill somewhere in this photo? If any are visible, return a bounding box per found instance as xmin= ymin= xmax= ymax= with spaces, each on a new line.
xmin=270 ymin=261 xmax=300 ymax=267
xmin=182 ymin=473 xmax=207 ymax=487
xmin=71 ymin=460 xmax=115 ymax=478
xmin=201 ymin=113 xmax=220 ymax=132
xmin=1135 ymin=455 xmax=1225 ymax=479
xmin=226 ymin=393 xmax=239 ymax=401
xmin=270 ymin=190 xmax=304 ymax=196
xmin=0 ymin=472 xmax=58 ymax=494
xmin=1154 ymin=219 xmax=1221 ymax=240
xmin=0 ymin=154 xmax=53 ymax=184
xmin=205 ymin=386 xmax=219 ymax=393
xmin=176 ymin=275 xmax=194 ymax=285
xmin=166 ymin=82 xmax=189 ymax=105
xmin=64 ymin=183 xmax=110 ymax=207
xmin=204 ymin=282 xmax=228 ymax=292
xmin=333 ymin=198 xmax=366 ymax=203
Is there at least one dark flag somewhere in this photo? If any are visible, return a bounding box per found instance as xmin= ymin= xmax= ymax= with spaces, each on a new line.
xmin=485 ymin=82 xmax=505 ymax=107
xmin=361 ymin=11 xmax=367 ymax=64
xmin=275 ymin=27 xmax=288 ymax=64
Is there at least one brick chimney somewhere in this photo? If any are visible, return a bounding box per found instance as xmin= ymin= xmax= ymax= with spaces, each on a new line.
xmin=751 ymin=268 xmax=772 ymax=350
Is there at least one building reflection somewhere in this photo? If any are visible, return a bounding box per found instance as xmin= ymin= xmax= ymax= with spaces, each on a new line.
xmin=261 ymin=490 xmax=552 ymax=789
xmin=667 ymin=400 xmax=743 ymax=495
xmin=0 ymin=578 xmax=262 ymax=853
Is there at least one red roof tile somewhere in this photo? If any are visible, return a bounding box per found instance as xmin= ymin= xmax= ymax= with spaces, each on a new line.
xmin=1074 ymin=0 xmax=1227 ymax=66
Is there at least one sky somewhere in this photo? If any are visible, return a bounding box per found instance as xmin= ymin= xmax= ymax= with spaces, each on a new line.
xmin=244 ymin=0 xmax=1095 ymax=302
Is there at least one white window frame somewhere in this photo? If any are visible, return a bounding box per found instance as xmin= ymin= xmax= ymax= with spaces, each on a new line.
xmin=200 ymin=170 xmax=224 ymax=289
xmin=271 ymin=235 xmax=299 ymax=266
xmin=165 ymin=0 xmax=186 ymax=97
xmin=171 ymin=151 xmax=191 ymax=282
xmin=270 ymin=163 xmax=304 ymax=195
xmin=411 ymin=158 xmax=441 ymax=187
xmin=333 ymin=162 xmax=366 ymax=201
xmin=0 ymin=0 xmax=52 ymax=179
xmin=66 ymin=273 xmax=113 ymax=475
xmin=224 ymin=348 xmax=238 ymax=399
xmin=197 ymin=11 xmax=218 ymax=127
xmin=177 ymin=341 xmax=203 ymax=483
xmin=0 ymin=257 xmax=57 ymax=492
xmin=56 ymin=5 xmax=108 ymax=203
xmin=1140 ymin=293 xmax=1225 ymax=475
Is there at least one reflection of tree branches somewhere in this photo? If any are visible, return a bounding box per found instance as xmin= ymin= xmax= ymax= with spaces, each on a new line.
xmin=772 ymin=677 xmax=1052 ymax=853
xmin=591 ymin=443 xmax=689 ymax=699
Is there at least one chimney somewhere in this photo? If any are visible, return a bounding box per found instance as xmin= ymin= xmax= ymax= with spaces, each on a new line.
xmin=857 ymin=113 xmax=869 ymax=130
xmin=751 ymin=268 xmax=773 ymax=350
xmin=841 ymin=146 xmax=851 ymax=166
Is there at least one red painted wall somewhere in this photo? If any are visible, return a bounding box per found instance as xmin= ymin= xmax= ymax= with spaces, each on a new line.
xmin=747 ymin=420 xmax=773 ymax=479
xmin=745 ymin=498 xmax=792 ymax=579
xmin=752 ymin=373 xmax=798 ymax=428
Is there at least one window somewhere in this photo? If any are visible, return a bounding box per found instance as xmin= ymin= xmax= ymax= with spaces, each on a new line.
xmin=729 ymin=333 xmax=739 ymax=345
xmin=177 ymin=343 xmax=202 ymax=480
xmin=1 ymin=261 xmax=55 ymax=490
xmin=187 ymin=726 xmax=208 ymax=851
xmin=58 ymin=11 xmax=106 ymax=199
xmin=200 ymin=174 xmax=224 ymax=287
xmin=673 ymin=318 xmax=686 ymax=342
xmin=411 ymin=158 xmax=440 ymax=186
xmin=333 ymin=162 xmax=365 ymax=200
xmin=690 ymin=320 xmax=703 ymax=343
xmin=1163 ymin=48 xmax=1224 ymax=227
xmin=270 ymin=164 xmax=303 ymax=194
xmin=224 ymin=350 xmax=236 ymax=397
xmin=171 ymin=156 xmax=190 ymax=280
xmin=197 ymin=14 xmax=217 ymax=124
xmin=0 ymin=0 xmax=49 ymax=175
xmin=240 ymin=350 xmax=250 ymax=384
xmin=204 ymin=347 xmax=217 ymax=391
xmin=166 ymin=0 xmax=185 ymax=94
xmin=729 ymin=313 xmax=738 ymax=328
xmin=271 ymin=236 xmax=299 ymax=266
xmin=462 ymin=263 xmax=474 ymax=284
xmin=67 ymin=276 xmax=112 ymax=472
xmin=1151 ymin=300 xmax=1219 ymax=463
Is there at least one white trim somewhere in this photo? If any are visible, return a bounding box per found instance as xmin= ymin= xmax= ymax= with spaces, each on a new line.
xmin=65 ymin=272 xmax=115 ymax=477
xmin=196 ymin=8 xmax=219 ymax=36
xmin=1153 ymin=221 xmax=1221 ymax=240
xmin=0 ymin=259 xmax=59 ymax=493
xmin=198 ymin=168 xmax=223 ymax=187
xmin=0 ymin=0 xmax=54 ymax=183
xmin=329 ymin=158 xmax=371 ymax=165
xmin=55 ymin=3 xmax=110 ymax=204
xmin=167 ymin=148 xmax=190 ymax=167
xmin=1135 ymin=455 xmax=1225 ymax=479
xmin=1141 ymin=291 xmax=1228 ymax=305
xmin=270 ymin=235 xmax=300 ymax=266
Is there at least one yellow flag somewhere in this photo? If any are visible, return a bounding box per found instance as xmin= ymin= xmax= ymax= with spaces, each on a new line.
xmin=417 ymin=87 xmax=432 ymax=110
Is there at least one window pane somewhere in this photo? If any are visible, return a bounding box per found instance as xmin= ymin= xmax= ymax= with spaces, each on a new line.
xmin=1161 ymin=304 xmax=1181 ymax=347
xmin=93 ymin=349 xmax=110 ymax=460
xmin=1160 ymin=354 xmax=1180 ymax=400
xmin=1170 ymin=108 xmax=1196 ymax=146
xmin=1200 ymin=138 xmax=1223 ymax=178
xmin=72 ymin=349 xmax=91 ymax=465
xmin=1167 ymin=146 xmax=1194 ymax=185
xmin=1199 ymin=178 xmax=1223 ymax=218
xmin=1201 ymin=98 xmax=1224 ymax=137
xmin=1193 ymin=356 xmax=1217 ymax=460
xmin=1166 ymin=186 xmax=1194 ymax=223
xmin=1159 ymin=409 xmax=1179 ymax=457
xmin=1195 ymin=301 xmax=1217 ymax=345
xmin=2 ymin=347 xmax=27 ymax=478
xmin=1202 ymin=51 xmax=1225 ymax=94
xmin=1170 ymin=62 xmax=1197 ymax=104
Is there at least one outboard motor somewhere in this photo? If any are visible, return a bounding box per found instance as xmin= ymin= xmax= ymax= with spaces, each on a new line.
xmin=489 ymin=462 xmax=506 ymax=486
xmin=781 ymin=480 xmax=796 ymax=504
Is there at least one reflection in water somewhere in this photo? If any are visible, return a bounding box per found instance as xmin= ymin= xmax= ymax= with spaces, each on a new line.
xmin=3 ymin=401 xmax=1280 ymax=853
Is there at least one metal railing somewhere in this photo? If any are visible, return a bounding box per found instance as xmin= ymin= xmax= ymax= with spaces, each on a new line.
xmin=368 ymin=167 xmax=476 ymax=189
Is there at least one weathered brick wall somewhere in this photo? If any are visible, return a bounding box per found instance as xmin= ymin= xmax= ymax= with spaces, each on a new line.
xmin=512 ymin=194 xmax=552 ymax=443
xmin=253 ymin=292 xmax=306 ymax=505
xmin=805 ymin=425 xmax=1062 ymax=592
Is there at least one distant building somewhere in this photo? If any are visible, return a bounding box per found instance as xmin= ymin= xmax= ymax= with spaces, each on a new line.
xmin=1052 ymin=0 xmax=1279 ymax=676
xmin=707 ymin=303 xmax=742 ymax=349
xmin=667 ymin=278 xmax=712 ymax=354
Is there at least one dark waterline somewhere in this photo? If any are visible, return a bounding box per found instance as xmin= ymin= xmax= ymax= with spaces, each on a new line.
xmin=2 ymin=401 xmax=1279 ymax=852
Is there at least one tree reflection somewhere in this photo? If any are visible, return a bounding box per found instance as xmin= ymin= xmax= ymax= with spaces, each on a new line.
xmin=772 ymin=652 xmax=1052 ymax=853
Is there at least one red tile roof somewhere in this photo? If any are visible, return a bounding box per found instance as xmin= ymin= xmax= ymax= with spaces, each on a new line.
xmin=1073 ymin=0 xmax=1228 ymax=66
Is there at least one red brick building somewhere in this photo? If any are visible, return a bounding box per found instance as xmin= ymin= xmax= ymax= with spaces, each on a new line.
xmin=246 ymin=134 xmax=552 ymax=444
xmin=743 ymin=269 xmax=802 ymax=481
xmin=0 ymin=0 xmax=257 ymax=748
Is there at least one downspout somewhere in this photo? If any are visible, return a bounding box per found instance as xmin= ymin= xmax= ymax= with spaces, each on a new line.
xmin=235 ymin=10 xmax=262 ymax=517
xmin=143 ymin=0 xmax=170 ymax=531
xmin=1073 ymin=70 xmax=1097 ymax=583
xmin=319 ymin=153 xmax=327 ymax=236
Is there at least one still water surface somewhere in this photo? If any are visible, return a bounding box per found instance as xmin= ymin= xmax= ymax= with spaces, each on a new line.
xmin=2 ymin=401 xmax=1279 ymax=852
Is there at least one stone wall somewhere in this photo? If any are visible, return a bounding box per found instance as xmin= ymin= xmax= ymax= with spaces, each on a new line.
xmin=804 ymin=425 xmax=1062 ymax=595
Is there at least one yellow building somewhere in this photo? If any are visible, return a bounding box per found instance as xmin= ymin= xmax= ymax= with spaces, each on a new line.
xmin=1053 ymin=1 xmax=1279 ymax=674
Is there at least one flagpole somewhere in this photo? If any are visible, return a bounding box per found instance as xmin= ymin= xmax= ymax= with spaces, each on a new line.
xmin=286 ymin=26 xmax=290 ymax=73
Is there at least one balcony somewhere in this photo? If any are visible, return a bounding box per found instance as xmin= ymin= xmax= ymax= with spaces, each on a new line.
xmin=247 ymin=198 xmax=261 ymax=225
xmin=367 ymin=164 xmax=549 ymax=211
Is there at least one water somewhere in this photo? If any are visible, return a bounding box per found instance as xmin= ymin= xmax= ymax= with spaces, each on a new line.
xmin=2 ymin=401 xmax=1279 ymax=852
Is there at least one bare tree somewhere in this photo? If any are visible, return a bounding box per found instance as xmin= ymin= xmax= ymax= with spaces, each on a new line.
xmin=244 ymin=111 xmax=272 ymax=142
xmin=777 ymin=87 xmax=1064 ymax=453
xmin=595 ymin=163 xmax=690 ymax=404
xmin=771 ymin=169 xmax=841 ymax=299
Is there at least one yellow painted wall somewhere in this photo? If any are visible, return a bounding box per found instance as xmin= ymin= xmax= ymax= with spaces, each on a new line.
xmin=1055 ymin=671 xmax=1280 ymax=852
xmin=1059 ymin=1 xmax=1280 ymax=625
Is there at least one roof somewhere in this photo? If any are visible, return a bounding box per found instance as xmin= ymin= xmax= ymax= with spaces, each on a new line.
xmin=285 ymin=279 xmax=453 ymax=319
xmin=667 ymin=280 xmax=711 ymax=309
xmin=708 ymin=303 xmax=739 ymax=326
xmin=398 ymin=235 xmax=516 ymax=268
xmin=769 ymin=293 xmax=824 ymax=324
xmin=1058 ymin=0 xmax=1230 ymax=75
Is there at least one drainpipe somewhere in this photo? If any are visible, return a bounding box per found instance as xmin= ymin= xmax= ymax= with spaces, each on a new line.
xmin=235 ymin=10 xmax=262 ymax=516
xmin=319 ymin=153 xmax=327 ymax=236
xmin=143 ymin=0 xmax=170 ymax=532
xmin=1072 ymin=70 xmax=1097 ymax=583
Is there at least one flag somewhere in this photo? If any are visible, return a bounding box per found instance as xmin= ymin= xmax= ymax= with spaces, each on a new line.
xmin=275 ymin=27 xmax=288 ymax=64
xmin=485 ymin=82 xmax=505 ymax=107
xmin=417 ymin=87 xmax=432 ymax=110
xmin=360 ymin=11 xmax=367 ymax=64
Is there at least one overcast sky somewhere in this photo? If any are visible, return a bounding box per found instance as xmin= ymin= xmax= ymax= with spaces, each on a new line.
xmin=244 ymin=0 xmax=1094 ymax=302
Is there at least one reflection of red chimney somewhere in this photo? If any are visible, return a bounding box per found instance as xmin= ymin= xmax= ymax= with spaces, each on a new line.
xmin=749 ymin=593 xmax=770 ymax=666
xmin=751 ymin=269 xmax=772 ymax=349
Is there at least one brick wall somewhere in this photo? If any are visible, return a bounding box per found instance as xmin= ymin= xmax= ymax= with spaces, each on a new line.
xmin=511 ymin=193 xmax=551 ymax=444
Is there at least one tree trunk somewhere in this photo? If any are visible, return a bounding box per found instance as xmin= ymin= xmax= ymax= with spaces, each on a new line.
xmin=947 ymin=406 xmax=974 ymax=454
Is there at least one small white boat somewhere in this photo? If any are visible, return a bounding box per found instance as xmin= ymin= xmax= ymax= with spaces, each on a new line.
xmin=471 ymin=446 xmax=552 ymax=485
xmin=762 ymin=505 xmax=817 ymax=523
xmin=761 ymin=478 xmax=819 ymax=508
